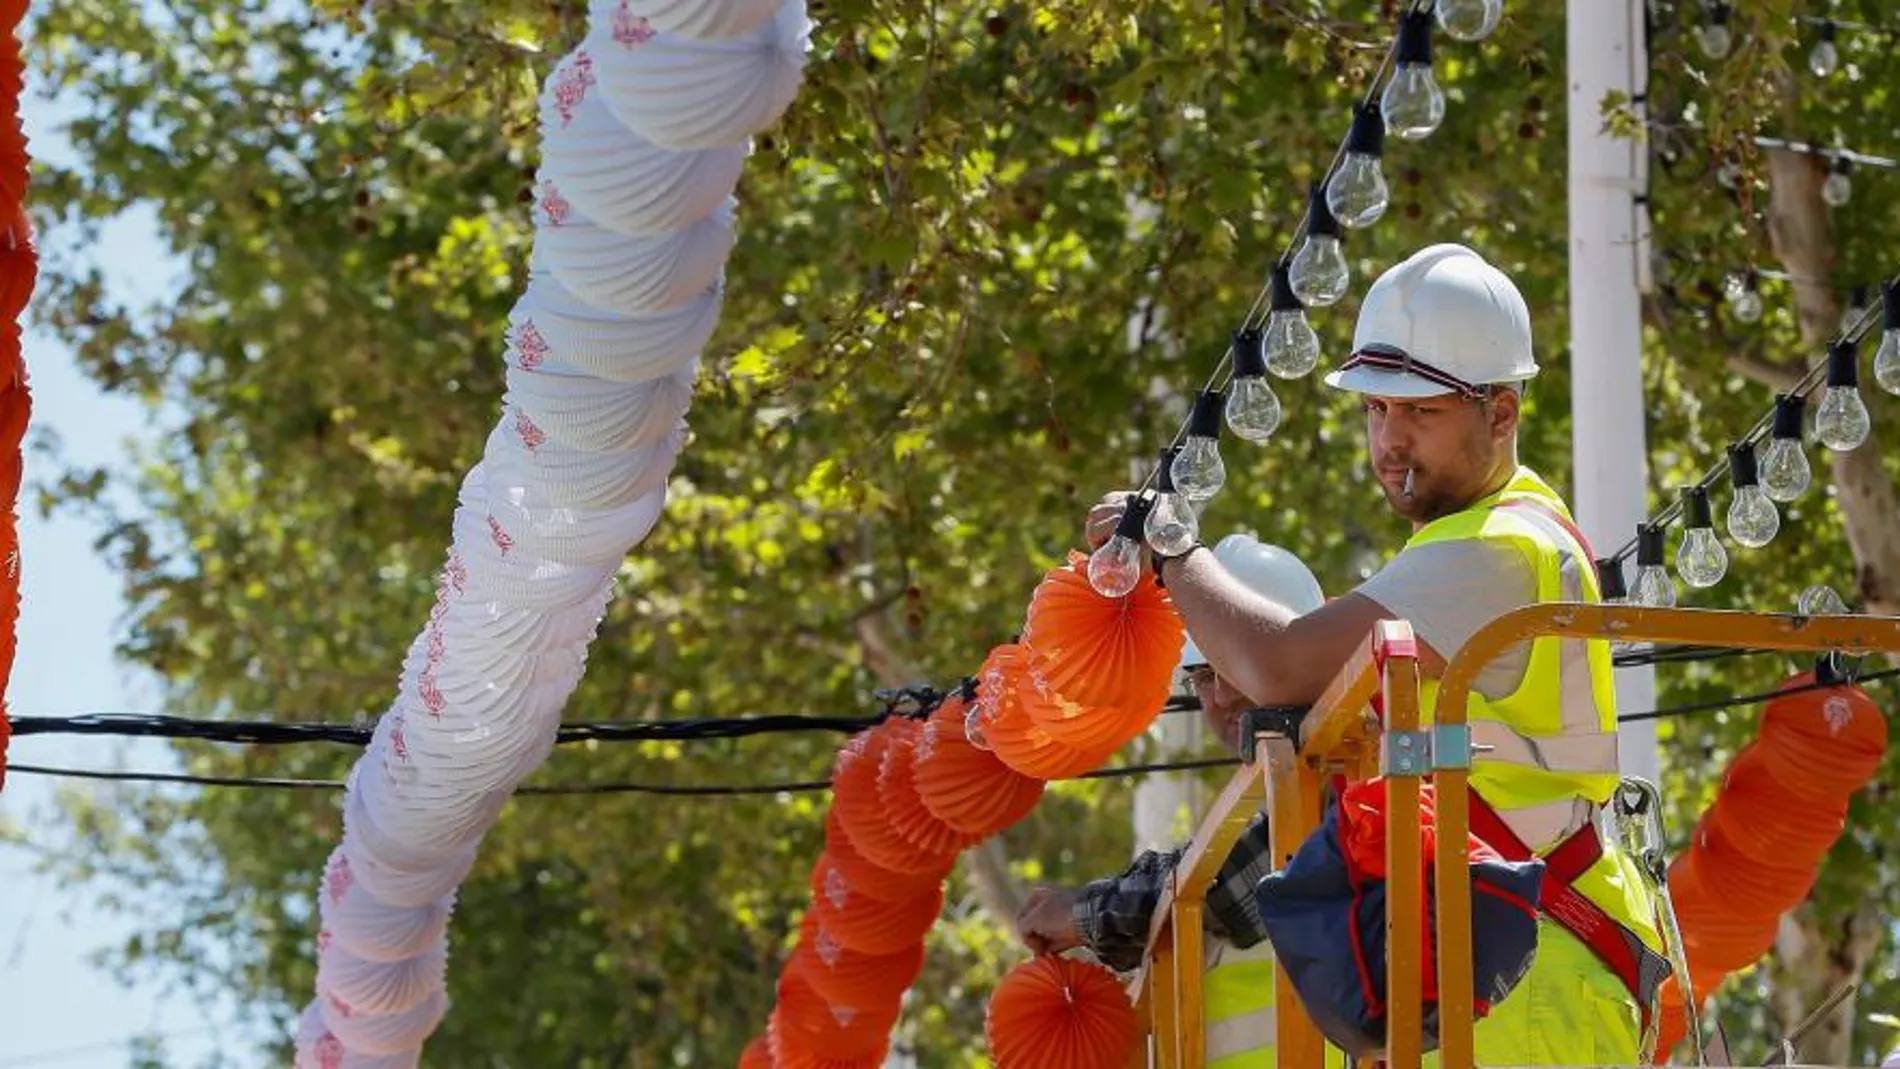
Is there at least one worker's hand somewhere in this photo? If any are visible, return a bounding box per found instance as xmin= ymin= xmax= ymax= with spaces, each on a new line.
xmin=1085 ymin=491 xmax=1136 ymax=550
xmin=1015 ymin=885 xmax=1083 ymax=955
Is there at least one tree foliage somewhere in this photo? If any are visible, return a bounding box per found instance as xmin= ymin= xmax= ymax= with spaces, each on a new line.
xmin=21 ymin=0 xmax=1900 ymax=1064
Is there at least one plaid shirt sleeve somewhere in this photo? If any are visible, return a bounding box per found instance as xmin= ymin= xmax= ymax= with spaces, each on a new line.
xmin=1070 ymin=812 xmax=1276 ymax=973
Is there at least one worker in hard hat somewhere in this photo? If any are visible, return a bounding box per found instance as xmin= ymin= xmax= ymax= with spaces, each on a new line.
xmin=1016 ymin=534 xmax=1337 ymax=1069
xmin=1076 ymin=244 xmax=1671 ymax=1064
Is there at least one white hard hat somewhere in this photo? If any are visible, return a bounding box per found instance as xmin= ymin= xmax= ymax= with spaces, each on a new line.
xmin=1179 ymin=535 xmax=1326 ymax=671
xmin=1323 ymin=243 xmax=1537 ymax=399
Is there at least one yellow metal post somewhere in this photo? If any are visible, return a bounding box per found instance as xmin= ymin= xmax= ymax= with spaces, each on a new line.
xmin=1376 ymin=622 xmax=1426 ymax=1069
xmin=1263 ymin=736 xmax=1326 ymax=1069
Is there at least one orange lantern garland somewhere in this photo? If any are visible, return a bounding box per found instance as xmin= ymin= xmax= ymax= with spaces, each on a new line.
xmin=751 ymin=560 xmax=1185 ymax=1066
xmin=986 ymin=954 xmax=1140 ymax=1069
xmin=738 ymin=1036 xmax=774 ymax=1068
xmin=0 ymin=0 xmax=31 ymax=795
xmin=912 ymin=694 xmax=1044 ymax=837
xmin=1653 ymin=672 xmax=1888 ymax=1058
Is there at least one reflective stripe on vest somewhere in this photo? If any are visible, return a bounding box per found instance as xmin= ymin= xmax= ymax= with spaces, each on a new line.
xmin=1205 ymin=941 xmax=1276 ymax=1066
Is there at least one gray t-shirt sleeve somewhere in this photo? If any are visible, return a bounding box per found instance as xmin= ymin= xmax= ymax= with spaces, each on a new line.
xmin=1353 ymin=538 xmax=1537 ymax=699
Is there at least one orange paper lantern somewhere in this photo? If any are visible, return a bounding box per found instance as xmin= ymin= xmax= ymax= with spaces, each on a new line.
xmin=972 ymin=644 xmax=1118 ymax=779
xmin=821 ymin=810 xmax=949 ymax=902
xmin=1021 ymin=550 xmax=1183 ymax=717
xmin=913 ymin=694 xmax=1045 ymax=837
xmin=806 ymin=870 xmax=944 ymax=957
xmin=767 ymin=1009 xmax=889 ymax=1069
xmin=790 ymin=909 xmax=926 ymax=1011
xmin=739 ymin=1035 xmax=774 ymax=1068
xmin=986 ymin=955 xmax=1139 ymax=1069
xmin=1652 ymin=674 xmax=1889 ymax=1060
xmin=878 ymin=718 xmax=984 ymax=855
xmin=831 ymin=723 xmax=962 ymax=875
xmin=771 ymin=963 xmax=900 ymax=1060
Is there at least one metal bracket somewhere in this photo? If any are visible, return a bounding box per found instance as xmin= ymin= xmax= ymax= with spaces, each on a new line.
xmin=1382 ymin=728 xmax=1432 ymax=777
xmin=1431 ymin=723 xmax=1472 ymax=771
xmin=1239 ymin=705 xmax=1309 ymax=765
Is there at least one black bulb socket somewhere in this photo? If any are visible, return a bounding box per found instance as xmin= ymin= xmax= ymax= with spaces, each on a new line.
xmin=1396 ymin=9 xmax=1433 ymax=65
xmin=1830 ymin=155 xmax=1852 ymax=177
xmin=1344 ymin=102 xmax=1385 ymax=159
xmin=1819 ymin=18 xmax=1837 ymax=43
xmin=1113 ymin=491 xmax=1155 ymax=540
xmin=1596 ymin=558 xmax=1629 ymax=602
xmin=1637 ymin=524 xmax=1666 ymax=567
xmin=1728 ymin=442 xmax=1760 ymax=488
xmin=1827 ymin=340 xmax=1859 ymax=388
xmin=1772 ymin=393 xmax=1806 ymax=439
xmin=1681 ymin=485 xmax=1714 ymax=529
xmin=1706 ymin=2 xmax=1730 ymax=27
xmin=1305 ymin=181 xmax=1342 ymax=240
xmin=1883 ymin=279 xmax=1900 ymax=330
xmin=1232 ymin=328 xmax=1267 ymax=380
xmin=1187 ymin=389 xmax=1225 ymax=439
xmin=1269 ymin=259 xmax=1304 ymax=313
xmin=1740 ymin=266 xmax=1760 ymax=292
xmin=1156 ymin=447 xmax=1181 ymax=493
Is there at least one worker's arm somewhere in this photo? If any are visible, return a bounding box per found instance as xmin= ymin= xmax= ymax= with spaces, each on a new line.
xmin=1158 ymin=547 xmax=1449 ymax=707
xmin=1017 ymin=815 xmax=1277 ymax=972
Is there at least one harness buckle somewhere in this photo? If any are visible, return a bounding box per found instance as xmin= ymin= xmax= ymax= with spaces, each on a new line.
xmin=1381 ymin=728 xmax=1432 ymax=776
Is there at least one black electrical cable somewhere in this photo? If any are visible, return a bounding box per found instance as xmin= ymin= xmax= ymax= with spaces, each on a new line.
xmin=12 ymin=674 xmax=1890 ymax=795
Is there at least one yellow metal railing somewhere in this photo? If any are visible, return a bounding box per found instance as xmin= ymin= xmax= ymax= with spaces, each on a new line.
xmin=1132 ymin=605 xmax=1900 ymax=1069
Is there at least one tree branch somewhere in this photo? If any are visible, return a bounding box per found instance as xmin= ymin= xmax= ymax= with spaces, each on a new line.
xmin=1725 ymin=350 xmax=1803 ymax=393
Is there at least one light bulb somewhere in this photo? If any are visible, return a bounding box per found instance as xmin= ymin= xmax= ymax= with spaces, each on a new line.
xmin=1145 ymin=447 xmax=1201 ymax=557
xmin=1798 ymin=584 xmax=1850 ymax=616
xmin=1822 ymin=158 xmax=1851 ymax=206
xmin=1841 ymin=283 xmax=1870 ymax=334
xmin=1327 ymin=104 xmax=1389 ymax=229
xmin=1088 ymin=492 xmax=1153 ymax=598
xmin=1433 ymin=0 xmax=1502 ymax=41
xmin=1725 ymin=443 xmax=1780 ymax=549
xmin=1725 ymin=270 xmax=1763 ymax=323
xmin=1382 ymin=12 xmax=1445 ymax=141
xmin=1695 ymin=3 xmax=1732 ymax=60
xmin=1875 ymin=282 xmax=1900 ymax=394
xmin=1809 ymin=22 xmax=1839 ymax=77
xmin=1289 ymin=183 xmax=1349 ymax=307
xmin=1761 ymin=394 xmax=1811 ymax=502
xmin=1173 ymin=390 xmax=1227 ymax=500
xmin=1675 ymin=486 xmax=1728 ymax=588
xmin=1815 ymin=341 xmax=1870 ymax=452
xmin=1633 ymin=525 xmax=1676 ymax=608
xmin=1225 ymin=329 xmax=1284 ymax=440
xmin=1264 ymin=260 xmax=1320 ymax=379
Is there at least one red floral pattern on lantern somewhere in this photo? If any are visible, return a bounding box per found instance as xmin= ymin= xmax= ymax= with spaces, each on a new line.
xmin=316 ymin=929 xmax=332 ymax=953
xmin=391 ymin=719 xmax=410 ymax=762
xmin=325 ymin=855 xmax=354 ymax=904
xmin=327 ymin=993 xmax=356 ymax=1019
xmin=550 ymin=51 xmax=595 ymax=126
xmin=419 ymin=672 xmax=447 ymax=716
xmin=487 ymin=515 xmax=515 ymax=556
xmin=514 ymin=322 xmax=549 ymax=371
xmin=315 ymin=1032 xmax=345 ymax=1069
xmin=515 ymin=408 xmax=547 ymax=451
xmin=613 ymin=2 xmax=657 ymax=45
xmin=537 ymin=179 xmax=572 ymax=227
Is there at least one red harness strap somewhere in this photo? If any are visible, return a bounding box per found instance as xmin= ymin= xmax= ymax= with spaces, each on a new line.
xmin=1469 ymin=793 xmax=1667 ymax=1038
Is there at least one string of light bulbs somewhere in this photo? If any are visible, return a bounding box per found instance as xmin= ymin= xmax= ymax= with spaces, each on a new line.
xmin=1685 ymin=3 xmax=1896 ymax=71
xmin=1598 ymin=275 xmax=1900 ymax=610
xmin=1088 ymin=0 xmax=1507 ymax=597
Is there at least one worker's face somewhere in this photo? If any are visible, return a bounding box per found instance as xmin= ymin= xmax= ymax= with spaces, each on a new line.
xmin=1187 ymin=665 xmax=1251 ymax=751
xmin=1363 ymin=387 xmax=1519 ymax=523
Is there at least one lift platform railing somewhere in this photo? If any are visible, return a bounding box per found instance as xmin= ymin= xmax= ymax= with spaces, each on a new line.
xmin=1130 ymin=605 xmax=1900 ymax=1069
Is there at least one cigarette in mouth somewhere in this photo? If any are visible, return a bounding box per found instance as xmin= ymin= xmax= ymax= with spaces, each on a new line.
xmin=1402 ymin=468 xmax=1415 ymax=498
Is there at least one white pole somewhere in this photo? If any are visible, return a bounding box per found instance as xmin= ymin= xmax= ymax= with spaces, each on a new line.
xmin=1567 ymin=0 xmax=1660 ymax=787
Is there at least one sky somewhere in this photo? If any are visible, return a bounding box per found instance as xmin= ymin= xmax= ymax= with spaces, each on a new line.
xmin=0 ymin=83 xmax=265 ymax=1068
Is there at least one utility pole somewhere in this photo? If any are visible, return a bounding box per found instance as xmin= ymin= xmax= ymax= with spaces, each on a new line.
xmin=1568 ymin=0 xmax=1660 ymax=786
